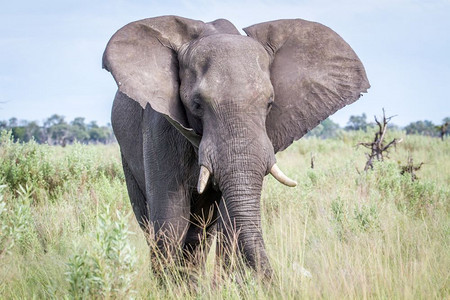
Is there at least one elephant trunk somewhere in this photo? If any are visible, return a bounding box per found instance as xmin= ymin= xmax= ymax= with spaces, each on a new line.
xmin=217 ymin=171 xmax=272 ymax=277
xmin=206 ymin=137 xmax=273 ymax=277
xmin=198 ymin=107 xmax=276 ymax=277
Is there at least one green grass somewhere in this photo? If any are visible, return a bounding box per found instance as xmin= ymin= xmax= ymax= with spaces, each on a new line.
xmin=0 ymin=130 xmax=449 ymax=299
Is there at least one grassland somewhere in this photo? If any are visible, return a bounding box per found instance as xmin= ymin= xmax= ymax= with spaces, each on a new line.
xmin=0 ymin=130 xmax=448 ymax=299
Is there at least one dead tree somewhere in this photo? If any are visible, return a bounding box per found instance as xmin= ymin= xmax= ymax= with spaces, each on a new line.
xmin=400 ymin=154 xmax=424 ymax=182
xmin=358 ymin=109 xmax=402 ymax=171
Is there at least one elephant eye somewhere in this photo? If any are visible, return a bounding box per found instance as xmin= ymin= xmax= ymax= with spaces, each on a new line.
xmin=193 ymin=101 xmax=201 ymax=110
xmin=192 ymin=99 xmax=203 ymax=116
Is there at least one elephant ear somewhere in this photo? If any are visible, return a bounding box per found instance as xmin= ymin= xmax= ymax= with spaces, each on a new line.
xmin=244 ymin=19 xmax=370 ymax=153
xmin=103 ymin=16 xmax=206 ymax=146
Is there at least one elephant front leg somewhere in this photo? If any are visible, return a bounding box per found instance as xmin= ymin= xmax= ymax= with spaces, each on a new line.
xmin=147 ymin=185 xmax=191 ymax=272
xmin=182 ymin=187 xmax=221 ymax=269
xmin=142 ymin=107 xmax=201 ymax=274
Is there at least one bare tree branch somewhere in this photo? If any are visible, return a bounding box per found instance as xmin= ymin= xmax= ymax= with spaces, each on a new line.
xmin=358 ymin=109 xmax=402 ymax=171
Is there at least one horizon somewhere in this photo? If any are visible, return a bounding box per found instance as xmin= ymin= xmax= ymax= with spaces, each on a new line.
xmin=2 ymin=111 xmax=447 ymax=129
xmin=1 ymin=1 xmax=449 ymax=127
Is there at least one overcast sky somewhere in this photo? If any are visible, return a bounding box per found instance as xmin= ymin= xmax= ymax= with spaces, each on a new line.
xmin=1 ymin=0 xmax=449 ymax=126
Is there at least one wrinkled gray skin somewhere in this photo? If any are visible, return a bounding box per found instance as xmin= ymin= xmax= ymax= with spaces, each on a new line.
xmin=103 ymin=16 xmax=369 ymax=277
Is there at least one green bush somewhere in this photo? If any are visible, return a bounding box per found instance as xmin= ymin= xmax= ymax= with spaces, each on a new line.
xmin=0 ymin=131 xmax=123 ymax=203
xmin=66 ymin=206 xmax=137 ymax=299
xmin=0 ymin=184 xmax=39 ymax=255
xmin=366 ymin=161 xmax=447 ymax=216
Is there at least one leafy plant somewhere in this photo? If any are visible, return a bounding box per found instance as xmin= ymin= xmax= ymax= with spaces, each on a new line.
xmin=0 ymin=184 xmax=38 ymax=256
xmin=66 ymin=206 xmax=137 ymax=299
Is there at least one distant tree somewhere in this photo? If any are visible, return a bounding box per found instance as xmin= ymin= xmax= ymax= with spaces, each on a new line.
xmin=51 ymin=123 xmax=71 ymax=145
xmin=26 ymin=121 xmax=45 ymax=143
xmin=44 ymin=114 xmax=69 ymax=145
xmin=71 ymin=117 xmax=87 ymax=130
xmin=345 ymin=113 xmax=368 ymax=131
xmin=1 ymin=115 xmax=115 ymax=145
xmin=404 ymin=120 xmax=438 ymax=137
xmin=104 ymin=123 xmax=116 ymax=144
xmin=87 ymin=121 xmax=106 ymax=143
xmin=307 ymin=118 xmax=340 ymax=139
xmin=44 ymin=114 xmax=66 ymax=128
xmin=70 ymin=117 xmax=89 ymax=143
xmin=8 ymin=117 xmax=18 ymax=128
xmin=0 ymin=120 xmax=7 ymax=130
xmin=88 ymin=128 xmax=104 ymax=143
xmin=88 ymin=121 xmax=99 ymax=129
xmin=19 ymin=119 xmax=29 ymax=127
xmin=11 ymin=126 xmax=27 ymax=142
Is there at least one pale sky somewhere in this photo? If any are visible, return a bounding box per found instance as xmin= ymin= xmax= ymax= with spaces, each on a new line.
xmin=1 ymin=0 xmax=449 ymax=126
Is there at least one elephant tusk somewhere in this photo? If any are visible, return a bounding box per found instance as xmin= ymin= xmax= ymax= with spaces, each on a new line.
xmin=197 ymin=165 xmax=210 ymax=194
xmin=270 ymin=164 xmax=297 ymax=187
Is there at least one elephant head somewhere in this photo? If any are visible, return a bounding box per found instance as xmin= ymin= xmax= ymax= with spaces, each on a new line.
xmin=103 ymin=16 xmax=369 ymax=276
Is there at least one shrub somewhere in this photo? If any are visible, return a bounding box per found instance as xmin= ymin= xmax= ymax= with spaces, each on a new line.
xmin=0 ymin=131 xmax=123 ymax=203
xmin=66 ymin=205 xmax=137 ymax=299
xmin=0 ymin=184 xmax=39 ymax=256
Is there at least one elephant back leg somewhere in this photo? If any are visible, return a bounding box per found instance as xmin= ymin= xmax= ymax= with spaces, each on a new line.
xmin=121 ymin=154 xmax=149 ymax=232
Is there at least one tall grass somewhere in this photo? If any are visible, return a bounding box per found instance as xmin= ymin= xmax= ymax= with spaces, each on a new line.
xmin=0 ymin=130 xmax=448 ymax=298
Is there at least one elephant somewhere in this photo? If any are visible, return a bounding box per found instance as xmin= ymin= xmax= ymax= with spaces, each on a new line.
xmin=103 ymin=15 xmax=369 ymax=278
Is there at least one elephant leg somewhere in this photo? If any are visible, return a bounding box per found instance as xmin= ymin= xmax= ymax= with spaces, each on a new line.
xmin=182 ymin=187 xmax=221 ymax=268
xmin=142 ymin=107 xmax=196 ymax=268
xmin=148 ymin=185 xmax=191 ymax=268
xmin=112 ymin=92 xmax=149 ymax=232
xmin=121 ymin=153 xmax=149 ymax=233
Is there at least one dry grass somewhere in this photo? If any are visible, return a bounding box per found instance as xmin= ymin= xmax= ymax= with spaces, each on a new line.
xmin=0 ymin=130 xmax=449 ymax=299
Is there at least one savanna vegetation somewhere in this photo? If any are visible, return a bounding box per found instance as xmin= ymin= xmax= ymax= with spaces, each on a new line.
xmin=0 ymin=127 xmax=448 ymax=299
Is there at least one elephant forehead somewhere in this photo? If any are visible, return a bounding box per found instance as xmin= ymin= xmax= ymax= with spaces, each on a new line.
xmin=180 ymin=34 xmax=273 ymax=105
xmin=186 ymin=34 xmax=270 ymax=72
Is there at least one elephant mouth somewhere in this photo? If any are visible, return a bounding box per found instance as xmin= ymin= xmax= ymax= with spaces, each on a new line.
xmin=197 ymin=163 xmax=296 ymax=194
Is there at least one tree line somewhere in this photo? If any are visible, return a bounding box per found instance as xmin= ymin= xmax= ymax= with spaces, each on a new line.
xmin=307 ymin=113 xmax=449 ymax=139
xmin=1 ymin=113 xmax=449 ymax=144
xmin=0 ymin=115 xmax=115 ymax=145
